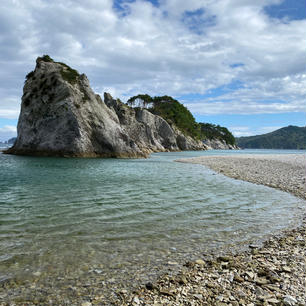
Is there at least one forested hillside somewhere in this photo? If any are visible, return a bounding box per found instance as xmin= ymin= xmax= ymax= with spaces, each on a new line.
xmin=236 ymin=126 xmax=306 ymax=149
xmin=127 ymin=94 xmax=236 ymax=145
xmin=199 ymin=123 xmax=236 ymax=146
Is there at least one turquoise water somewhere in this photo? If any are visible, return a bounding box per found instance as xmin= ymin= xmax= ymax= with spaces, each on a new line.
xmin=0 ymin=150 xmax=305 ymax=296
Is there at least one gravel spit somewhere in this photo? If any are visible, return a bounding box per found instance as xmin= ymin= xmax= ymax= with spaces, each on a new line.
xmin=118 ymin=154 xmax=305 ymax=306
xmin=176 ymin=154 xmax=306 ymax=199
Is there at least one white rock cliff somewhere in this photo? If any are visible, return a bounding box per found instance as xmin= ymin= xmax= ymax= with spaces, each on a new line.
xmin=7 ymin=56 xmax=205 ymax=157
xmin=203 ymin=139 xmax=239 ymax=150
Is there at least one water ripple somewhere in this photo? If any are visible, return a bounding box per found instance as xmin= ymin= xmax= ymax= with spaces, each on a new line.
xmin=0 ymin=151 xmax=305 ymax=289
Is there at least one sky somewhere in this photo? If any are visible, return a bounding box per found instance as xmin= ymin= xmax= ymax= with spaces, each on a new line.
xmin=0 ymin=0 xmax=305 ymax=141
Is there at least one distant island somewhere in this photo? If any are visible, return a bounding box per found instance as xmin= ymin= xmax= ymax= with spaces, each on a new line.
xmin=236 ymin=126 xmax=306 ymax=149
xmin=5 ymin=55 xmax=237 ymax=158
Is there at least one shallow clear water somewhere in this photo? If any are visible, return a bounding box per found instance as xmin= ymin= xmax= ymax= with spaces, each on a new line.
xmin=0 ymin=150 xmax=305 ymax=295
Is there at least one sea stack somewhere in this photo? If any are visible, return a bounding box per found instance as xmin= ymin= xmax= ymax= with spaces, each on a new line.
xmin=6 ymin=55 xmax=205 ymax=157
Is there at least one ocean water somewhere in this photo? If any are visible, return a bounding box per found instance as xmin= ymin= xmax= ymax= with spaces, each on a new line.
xmin=0 ymin=149 xmax=305 ymax=297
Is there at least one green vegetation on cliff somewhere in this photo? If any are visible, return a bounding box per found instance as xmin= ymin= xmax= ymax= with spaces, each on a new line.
xmin=127 ymin=94 xmax=201 ymax=139
xmin=127 ymin=94 xmax=236 ymax=145
xmin=60 ymin=67 xmax=79 ymax=85
xmin=199 ymin=123 xmax=236 ymax=146
xmin=236 ymin=126 xmax=306 ymax=149
xmin=36 ymin=55 xmax=80 ymax=85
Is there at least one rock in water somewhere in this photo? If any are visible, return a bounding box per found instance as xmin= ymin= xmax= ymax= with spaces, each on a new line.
xmin=6 ymin=56 xmax=205 ymax=158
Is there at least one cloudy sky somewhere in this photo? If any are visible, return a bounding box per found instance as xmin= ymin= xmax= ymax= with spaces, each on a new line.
xmin=0 ymin=0 xmax=305 ymax=141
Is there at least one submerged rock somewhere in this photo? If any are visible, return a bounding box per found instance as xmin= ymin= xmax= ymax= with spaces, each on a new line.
xmin=6 ymin=55 xmax=205 ymax=158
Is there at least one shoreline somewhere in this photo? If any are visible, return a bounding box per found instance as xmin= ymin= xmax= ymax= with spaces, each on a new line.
xmin=120 ymin=154 xmax=305 ymax=306
xmin=176 ymin=154 xmax=306 ymax=200
xmin=1 ymin=153 xmax=305 ymax=305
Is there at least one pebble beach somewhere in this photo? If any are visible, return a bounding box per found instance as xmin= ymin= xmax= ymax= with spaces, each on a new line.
xmin=1 ymin=153 xmax=305 ymax=306
xmin=177 ymin=154 xmax=306 ymax=199
xmin=119 ymin=154 xmax=306 ymax=306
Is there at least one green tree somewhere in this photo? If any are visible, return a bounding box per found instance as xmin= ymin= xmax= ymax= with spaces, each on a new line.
xmin=199 ymin=123 xmax=236 ymax=145
xmin=127 ymin=94 xmax=201 ymax=139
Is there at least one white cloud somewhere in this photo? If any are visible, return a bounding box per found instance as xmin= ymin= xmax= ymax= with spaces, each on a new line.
xmin=0 ymin=0 xmax=305 ymax=123
xmin=230 ymin=126 xmax=252 ymax=137
xmin=185 ymin=73 xmax=306 ymax=115
xmin=0 ymin=96 xmax=21 ymax=119
xmin=0 ymin=125 xmax=17 ymax=142
xmin=187 ymin=100 xmax=305 ymax=115
xmin=0 ymin=125 xmax=16 ymax=133
xmin=0 ymin=109 xmax=20 ymax=119
xmin=230 ymin=125 xmax=283 ymax=137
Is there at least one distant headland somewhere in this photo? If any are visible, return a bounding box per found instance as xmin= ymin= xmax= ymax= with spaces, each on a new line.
xmin=236 ymin=125 xmax=306 ymax=149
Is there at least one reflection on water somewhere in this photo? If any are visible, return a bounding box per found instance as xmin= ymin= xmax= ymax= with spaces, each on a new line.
xmin=0 ymin=150 xmax=304 ymax=297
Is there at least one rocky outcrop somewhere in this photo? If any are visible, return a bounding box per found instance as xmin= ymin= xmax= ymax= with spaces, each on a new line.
xmin=6 ymin=56 xmax=205 ymax=158
xmin=203 ymin=139 xmax=239 ymax=150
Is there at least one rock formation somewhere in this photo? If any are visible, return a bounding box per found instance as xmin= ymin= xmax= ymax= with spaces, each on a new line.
xmin=203 ymin=139 xmax=239 ymax=150
xmin=6 ymin=56 xmax=205 ymax=158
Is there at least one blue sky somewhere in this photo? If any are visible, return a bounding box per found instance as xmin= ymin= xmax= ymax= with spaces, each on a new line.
xmin=0 ymin=0 xmax=305 ymax=140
